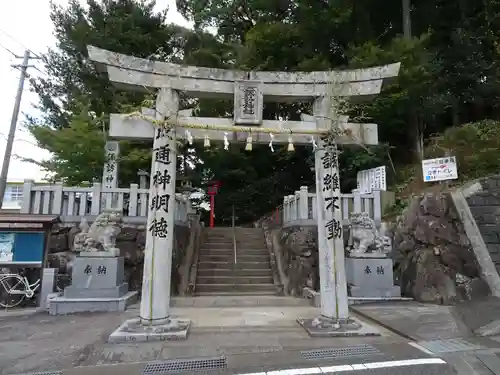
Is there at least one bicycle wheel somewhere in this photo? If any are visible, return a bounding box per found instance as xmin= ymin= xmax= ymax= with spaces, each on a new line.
xmin=0 ymin=274 xmax=26 ymax=308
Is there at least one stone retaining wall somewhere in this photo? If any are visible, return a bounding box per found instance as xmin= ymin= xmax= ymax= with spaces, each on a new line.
xmin=464 ymin=175 xmax=500 ymax=276
xmin=265 ymin=191 xmax=492 ymax=305
xmin=47 ymin=224 xmax=190 ymax=294
xmin=268 ymin=225 xmax=352 ymax=296
xmin=393 ymin=193 xmax=489 ymax=304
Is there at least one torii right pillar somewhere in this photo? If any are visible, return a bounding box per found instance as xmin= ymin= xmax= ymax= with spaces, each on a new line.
xmin=297 ymin=96 xmax=381 ymax=337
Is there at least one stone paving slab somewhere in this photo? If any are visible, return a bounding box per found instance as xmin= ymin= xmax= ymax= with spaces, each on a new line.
xmin=475 ymin=352 xmax=500 ymax=374
xmin=350 ymin=301 xmax=471 ymax=341
xmin=453 ymin=296 xmax=500 ymax=336
xmin=0 ymin=302 xmax=402 ymax=375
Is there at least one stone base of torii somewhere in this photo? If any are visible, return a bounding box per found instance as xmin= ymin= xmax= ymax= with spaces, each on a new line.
xmin=86 ymin=45 xmax=399 ymax=343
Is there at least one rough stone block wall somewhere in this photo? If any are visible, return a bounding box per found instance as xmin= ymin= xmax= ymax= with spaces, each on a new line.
xmin=47 ymin=224 xmax=190 ymax=295
xmin=271 ymin=225 xmax=350 ymax=296
xmin=392 ymin=193 xmax=489 ymax=304
xmin=465 ymin=175 xmax=500 ymax=276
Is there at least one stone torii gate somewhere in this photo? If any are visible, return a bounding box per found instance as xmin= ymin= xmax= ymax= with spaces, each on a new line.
xmin=87 ymin=45 xmax=400 ymax=341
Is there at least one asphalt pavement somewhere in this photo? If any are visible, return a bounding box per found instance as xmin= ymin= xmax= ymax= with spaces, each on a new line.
xmin=60 ymin=340 xmax=457 ymax=375
xmin=3 ymin=299 xmax=498 ymax=375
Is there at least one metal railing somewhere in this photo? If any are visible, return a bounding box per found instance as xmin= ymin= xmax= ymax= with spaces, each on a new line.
xmin=232 ymin=204 xmax=237 ymax=264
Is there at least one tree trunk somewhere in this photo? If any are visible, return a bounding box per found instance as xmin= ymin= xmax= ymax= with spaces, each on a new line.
xmin=451 ymin=98 xmax=460 ymax=127
xmin=409 ymin=108 xmax=423 ymax=162
xmin=402 ymin=0 xmax=412 ymax=38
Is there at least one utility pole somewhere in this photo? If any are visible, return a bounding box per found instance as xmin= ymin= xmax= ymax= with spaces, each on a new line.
xmin=0 ymin=50 xmax=40 ymax=209
xmin=402 ymin=0 xmax=412 ymax=38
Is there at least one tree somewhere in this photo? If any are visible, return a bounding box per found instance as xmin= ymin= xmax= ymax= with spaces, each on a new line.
xmin=25 ymin=99 xmax=106 ymax=184
xmin=348 ymin=34 xmax=440 ymax=165
xmin=27 ymin=0 xmax=500 ymax=222
xmin=26 ymin=0 xmax=225 ymax=184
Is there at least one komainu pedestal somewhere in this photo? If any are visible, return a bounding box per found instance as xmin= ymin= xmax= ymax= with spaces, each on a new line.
xmin=346 ymin=258 xmax=400 ymax=298
xmin=64 ymin=256 xmax=128 ymax=298
xmin=49 ymin=256 xmax=137 ymax=315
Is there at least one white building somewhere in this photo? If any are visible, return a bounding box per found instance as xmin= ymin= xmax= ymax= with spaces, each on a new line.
xmin=1 ymin=180 xmax=48 ymax=211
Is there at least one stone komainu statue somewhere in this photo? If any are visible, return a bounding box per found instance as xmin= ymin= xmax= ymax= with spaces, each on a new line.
xmin=347 ymin=212 xmax=391 ymax=257
xmin=72 ymin=210 xmax=123 ymax=256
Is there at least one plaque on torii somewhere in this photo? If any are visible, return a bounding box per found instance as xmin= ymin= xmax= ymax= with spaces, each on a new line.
xmin=233 ymin=81 xmax=263 ymax=125
xmin=86 ymin=45 xmax=400 ymax=341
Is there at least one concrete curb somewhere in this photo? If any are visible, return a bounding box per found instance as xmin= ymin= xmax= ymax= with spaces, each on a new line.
xmin=475 ymin=319 xmax=500 ymax=337
xmin=349 ymin=305 xmax=414 ymax=341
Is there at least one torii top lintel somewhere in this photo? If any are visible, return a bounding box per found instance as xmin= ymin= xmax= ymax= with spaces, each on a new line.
xmin=87 ymin=46 xmax=400 ymax=101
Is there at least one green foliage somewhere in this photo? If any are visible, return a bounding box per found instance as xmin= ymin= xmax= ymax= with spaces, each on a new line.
xmin=24 ymin=100 xmax=106 ymax=184
xmin=427 ymin=120 xmax=500 ymax=182
xmin=27 ymin=0 xmax=223 ymax=186
xmin=348 ymin=34 xmax=441 ymax=163
xmin=25 ymin=0 xmax=500 ymax=224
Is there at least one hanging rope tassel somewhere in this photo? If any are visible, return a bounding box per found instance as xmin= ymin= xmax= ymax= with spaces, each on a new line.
xmin=287 ymin=134 xmax=294 ymax=152
xmin=224 ymin=132 xmax=230 ymax=150
xmin=269 ymin=133 xmax=275 ymax=152
xmin=185 ymin=130 xmax=193 ymax=145
xmin=204 ymin=134 xmax=210 ymax=148
xmin=311 ymin=135 xmax=317 ymax=149
xmin=245 ymin=134 xmax=253 ymax=151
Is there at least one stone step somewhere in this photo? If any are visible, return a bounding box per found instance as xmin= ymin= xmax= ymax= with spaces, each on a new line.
xmin=171 ymin=295 xmax=308 ymax=307
xmin=200 ymin=243 xmax=234 ymax=249
xmin=197 ymin=261 xmax=271 ymax=270
xmin=204 ymin=237 xmax=264 ymax=243
xmin=200 ymin=243 xmax=267 ymax=250
xmin=206 ymin=230 xmax=264 ymax=235
xmin=197 ymin=268 xmax=273 ymax=277
xmin=207 ymin=227 xmax=263 ymax=232
xmin=195 ymin=283 xmax=276 ymax=293
xmin=203 ymin=240 xmax=266 ymax=245
xmin=195 ymin=290 xmax=277 ymax=296
xmin=204 ymin=241 xmax=265 ymax=246
xmin=197 ymin=276 xmax=273 ymax=284
xmin=199 ymin=249 xmax=269 ymax=256
xmin=199 ymin=254 xmax=269 ymax=263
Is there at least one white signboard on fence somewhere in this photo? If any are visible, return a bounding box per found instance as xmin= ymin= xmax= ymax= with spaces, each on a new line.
xmin=422 ymin=156 xmax=458 ymax=182
xmin=357 ymin=166 xmax=387 ymax=193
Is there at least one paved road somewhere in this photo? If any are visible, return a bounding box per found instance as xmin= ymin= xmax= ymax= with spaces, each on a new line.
xmin=2 ymin=300 xmax=497 ymax=375
xmin=57 ymin=340 xmax=457 ymax=375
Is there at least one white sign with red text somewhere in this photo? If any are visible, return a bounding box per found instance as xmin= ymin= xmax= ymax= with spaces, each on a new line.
xmin=422 ymin=156 xmax=458 ymax=182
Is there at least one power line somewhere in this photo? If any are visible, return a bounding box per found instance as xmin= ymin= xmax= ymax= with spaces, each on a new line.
xmin=0 ymin=28 xmax=43 ymax=59
xmin=0 ymin=131 xmax=40 ymax=148
xmin=0 ymin=41 xmax=18 ymax=59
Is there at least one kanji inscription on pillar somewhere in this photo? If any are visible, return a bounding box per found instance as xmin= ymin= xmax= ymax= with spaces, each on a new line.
xmin=103 ymin=141 xmax=119 ymax=188
xmin=147 ymin=128 xmax=174 ymax=239
xmin=316 ymin=134 xmax=345 ymax=294
xmin=233 ymin=81 xmax=263 ymax=125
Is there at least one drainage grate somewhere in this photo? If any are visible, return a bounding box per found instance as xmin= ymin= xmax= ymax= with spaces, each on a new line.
xmin=301 ymin=345 xmax=381 ymax=361
xmin=416 ymin=338 xmax=481 ymax=353
xmin=142 ymin=356 xmax=227 ymax=374
xmin=16 ymin=372 xmax=62 ymax=375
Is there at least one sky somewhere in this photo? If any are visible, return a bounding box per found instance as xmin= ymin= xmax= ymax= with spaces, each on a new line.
xmin=0 ymin=0 xmax=192 ymax=182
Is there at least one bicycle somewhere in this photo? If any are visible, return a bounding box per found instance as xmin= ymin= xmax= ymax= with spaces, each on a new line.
xmin=0 ymin=272 xmax=64 ymax=308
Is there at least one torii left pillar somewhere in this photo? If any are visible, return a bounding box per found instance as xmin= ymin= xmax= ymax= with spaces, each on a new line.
xmin=108 ymin=88 xmax=191 ymax=343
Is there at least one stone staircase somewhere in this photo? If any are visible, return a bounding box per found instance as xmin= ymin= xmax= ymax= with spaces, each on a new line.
xmin=196 ymin=227 xmax=276 ymax=295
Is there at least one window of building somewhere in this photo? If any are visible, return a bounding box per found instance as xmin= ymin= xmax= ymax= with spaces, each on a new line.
xmin=4 ymin=185 xmax=23 ymax=202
